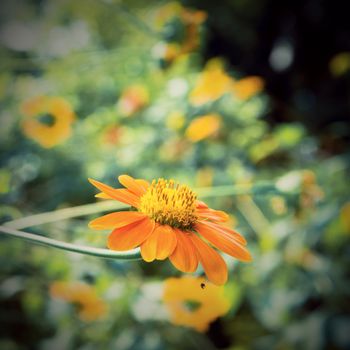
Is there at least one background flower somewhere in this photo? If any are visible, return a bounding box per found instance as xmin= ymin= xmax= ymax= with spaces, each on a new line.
xmin=163 ymin=276 xmax=231 ymax=332
xmin=21 ymin=96 xmax=75 ymax=148
xmin=231 ymin=76 xmax=264 ymax=100
xmin=185 ymin=114 xmax=222 ymax=142
xmin=153 ymin=2 xmax=207 ymax=65
xmin=50 ymin=281 xmax=107 ymax=322
xmin=189 ymin=59 xmax=234 ymax=105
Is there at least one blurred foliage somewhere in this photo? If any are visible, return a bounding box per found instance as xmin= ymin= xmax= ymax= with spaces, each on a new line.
xmin=0 ymin=0 xmax=349 ymax=349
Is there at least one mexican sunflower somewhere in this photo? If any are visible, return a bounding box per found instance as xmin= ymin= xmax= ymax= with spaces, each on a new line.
xmin=50 ymin=281 xmax=107 ymax=322
xmin=154 ymin=2 xmax=207 ymax=61
xmin=88 ymin=175 xmax=252 ymax=285
xmin=163 ymin=276 xmax=231 ymax=332
xmin=21 ymin=96 xmax=75 ymax=148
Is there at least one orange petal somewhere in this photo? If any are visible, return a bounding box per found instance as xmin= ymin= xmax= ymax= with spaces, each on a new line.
xmin=196 ymin=200 xmax=208 ymax=209
xmin=201 ymin=220 xmax=247 ymax=245
xmin=118 ymin=175 xmax=147 ymax=197
xmin=89 ymin=211 xmax=147 ymax=230
xmin=195 ymin=222 xmax=252 ymax=262
xmin=89 ymin=178 xmax=140 ymax=207
xmin=169 ymin=230 xmax=198 ymax=273
xmin=108 ymin=217 xmax=155 ymax=251
xmin=140 ymin=225 xmax=158 ymax=262
xmin=197 ymin=208 xmax=229 ymax=222
xmin=141 ymin=225 xmax=177 ymax=262
xmin=135 ymin=179 xmax=150 ymax=191
xmin=189 ymin=234 xmax=228 ymax=285
xmin=95 ymin=192 xmax=112 ymax=199
xmin=155 ymin=225 xmax=177 ymax=260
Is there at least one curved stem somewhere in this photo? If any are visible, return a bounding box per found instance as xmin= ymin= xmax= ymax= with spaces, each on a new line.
xmin=0 ymin=225 xmax=141 ymax=260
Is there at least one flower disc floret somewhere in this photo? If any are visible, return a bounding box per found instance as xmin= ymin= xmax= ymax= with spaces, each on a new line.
xmin=139 ymin=178 xmax=198 ymax=230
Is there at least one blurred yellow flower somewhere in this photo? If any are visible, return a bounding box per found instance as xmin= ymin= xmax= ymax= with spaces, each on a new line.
xmin=190 ymin=59 xmax=234 ymax=105
xmin=21 ymin=96 xmax=75 ymax=148
xmin=154 ymin=2 xmax=207 ymax=64
xmin=185 ymin=114 xmax=222 ymax=142
xmin=50 ymin=281 xmax=107 ymax=322
xmin=231 ymin=76 xmax=264 ymax=100
xmin=117 ymin=84 xmax=149 ymax=117
xmin=163 ymin=276 xmax=231 ymax=332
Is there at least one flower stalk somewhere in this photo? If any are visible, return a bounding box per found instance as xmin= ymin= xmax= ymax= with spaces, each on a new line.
xmin=0 ymin=225 xmax=142 ymax=260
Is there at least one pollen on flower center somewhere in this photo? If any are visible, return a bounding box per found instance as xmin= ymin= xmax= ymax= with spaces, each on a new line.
xmin=139 ymin=178 xmax=198 ymax=229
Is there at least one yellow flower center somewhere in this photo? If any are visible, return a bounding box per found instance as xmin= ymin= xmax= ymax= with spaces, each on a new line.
xmin=139 ymin=178 xmax=197 ymax=230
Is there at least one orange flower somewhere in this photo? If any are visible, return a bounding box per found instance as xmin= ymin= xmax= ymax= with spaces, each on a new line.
xmin=163 ymin=276 xmax=231 ymax=332
xmin=21 ymin=96 xmax=75 ymax=148
xmin=189 ymin=59 xmax=234 ymax=105
xmin=117 ymin=84 xmax=149 ymax=117
xmin=185 ymin=114 xmax=222 ymax=142
xmin=88 ymin=175 xmax=251 ymax=285
xmin=50 ymin=281 xmax=107 ymax=321
xmin=231 ymin=76 xmax=264 ymax=100
xmin=180 ymin=8 xmax=207 ymax=54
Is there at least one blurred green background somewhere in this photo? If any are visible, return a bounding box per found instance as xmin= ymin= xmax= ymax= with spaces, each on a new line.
xmin=0 ymin=0 xmax=349 ymax=349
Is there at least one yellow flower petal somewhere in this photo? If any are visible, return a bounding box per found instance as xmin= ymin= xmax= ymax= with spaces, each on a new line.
xmin=185 ymin=114 xmax=222 ymax=142
xmin=163 ymin=276 xmax=231 ymax=332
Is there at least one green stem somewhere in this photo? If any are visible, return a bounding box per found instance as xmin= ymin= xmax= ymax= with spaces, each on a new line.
xmin=5 ymin=200 xmax=128 ymax=230
xmin=0 ymin=225 xmax=141 ymax=260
